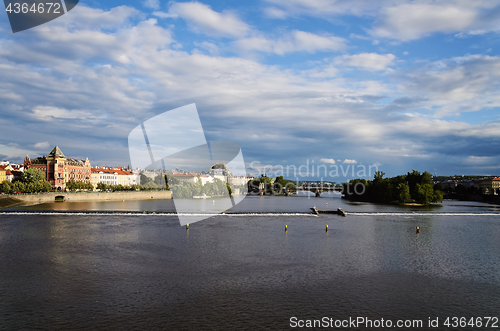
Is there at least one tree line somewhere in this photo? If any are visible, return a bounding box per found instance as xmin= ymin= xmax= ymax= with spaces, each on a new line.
xmin=247 ymin=175 xmax=297 ymax=194
xmin=343 ymin=170 xmax=443 ymax=205
xmin=0 ymin=169 xmax=167 ymax=194
xmin=0 ymin=169 xmax=52 ymax=193
xmin=167 ymin=175 xmax=233 ymax=199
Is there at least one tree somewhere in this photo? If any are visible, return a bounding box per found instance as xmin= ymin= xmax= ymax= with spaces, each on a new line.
xmin=414 ymin=183 xmax=434 ymax=205
xmin=434 ymin=182 xmax=445 ymax=192
xmin=164 ymin=175 xmax=170 ymax=190
xmin=140 ymin=174 xmax=155 ymax=186
xmin=397 ymin=182 xmax=411 ymax=204
xmin=96 ymin=182 xmax=108 ymax=191
xmin=12 ymin=181 xmax=26 ymax=193
xmin=143 ymin=181 xmax=158 ymax=189
xmin=20 ymin=168 xmax=45 ymax=184
xmin=154 ymin=174 xmax=166 ymax=188
xmin=0 ymin=181 xmax=12 ymax=193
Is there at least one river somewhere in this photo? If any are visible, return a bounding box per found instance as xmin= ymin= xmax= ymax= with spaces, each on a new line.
xmin=1 ymin=195 xmax=499 ymax=330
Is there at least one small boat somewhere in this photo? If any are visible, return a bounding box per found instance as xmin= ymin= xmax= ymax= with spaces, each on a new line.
xmin=310 ymin=207 xmax=347 ymax=217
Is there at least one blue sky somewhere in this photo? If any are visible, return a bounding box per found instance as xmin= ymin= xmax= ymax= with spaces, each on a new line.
xmin=1 ymin=0 xmax=500 ymax=181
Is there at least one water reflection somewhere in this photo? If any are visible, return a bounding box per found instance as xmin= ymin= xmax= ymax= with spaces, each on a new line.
xmin=1 ymin=197 xmax=500 ymax=329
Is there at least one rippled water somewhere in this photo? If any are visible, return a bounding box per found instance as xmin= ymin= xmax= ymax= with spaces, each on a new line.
xmin=1 ymin=196 xmax=500 ymax=330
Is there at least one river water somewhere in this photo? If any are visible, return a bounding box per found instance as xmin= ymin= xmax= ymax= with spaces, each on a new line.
xmin=1 ymin=195 xmax=500 ymax=330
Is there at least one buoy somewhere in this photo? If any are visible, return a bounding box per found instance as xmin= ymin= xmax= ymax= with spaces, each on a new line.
xmin=186 ymin=223 xmax=189 ymax=230
xmin=326 ymin=203 xmax=328 ymax=205
xmin=416 ymin=226 xmax=420 ymax=233
xmin=285 ymin=224 xmax=288 ymax=231
xmin=326 ymin=224 xmax=328 ymax=232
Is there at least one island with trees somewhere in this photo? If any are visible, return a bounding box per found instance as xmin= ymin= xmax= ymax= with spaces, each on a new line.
xmin=343 ymin=170 xmax=444 ymax=205
xmin=247 ymin=175 xmax=297 ymax=194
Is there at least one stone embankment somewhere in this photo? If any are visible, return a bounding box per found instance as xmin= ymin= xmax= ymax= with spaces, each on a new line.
xmin=0 ymin=191 xmax=172 ymax=208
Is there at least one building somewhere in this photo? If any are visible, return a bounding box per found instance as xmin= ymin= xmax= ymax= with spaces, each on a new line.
xmin=114 ymin=167 xmax=140 ymax=187
xmin=209 ymin=163 xmax=232 ymax=183
xmin=5 ymin=169 xmax=13 ymax=182
xmin=90 ymin=167 xmax=140 ymax=189
xmin=91 ymin=168 xmax=117 ymax=187
xmin=231 ymin=176 xmax=254 ymax=186
xmin=0 ymin=165 xmax=6 ymax=182
xmin=477 ymin=178 xmax=500 ymax=195
xmin=24 ymin=146 xmax=91 ymax=191
xmin=169 ymin=174 xmax=213 ymax=185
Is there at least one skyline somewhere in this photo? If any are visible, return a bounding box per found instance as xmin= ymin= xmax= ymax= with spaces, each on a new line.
xmin=1 ymin=0 xmax=500 ymax=180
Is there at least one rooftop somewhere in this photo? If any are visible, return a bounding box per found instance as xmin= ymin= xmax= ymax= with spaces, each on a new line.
xmin=48 ymin=146 xmax=65 ymax=158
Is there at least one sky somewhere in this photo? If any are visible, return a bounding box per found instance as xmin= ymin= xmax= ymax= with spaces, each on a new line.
xmin=1 ymin=0 xmax=500 ymax=181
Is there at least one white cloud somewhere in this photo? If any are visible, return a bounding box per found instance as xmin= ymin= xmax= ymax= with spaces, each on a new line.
xmin=194 ymin=41 xmax=219 ymax=56
xmin=372 ymin=3 xmax=477 ymax=41
xmin=266 ymin=1 xmax=500 ymax=42
xmin=1 ymin=4 xmax=500 ymax=173
xmin=143 ymin=0 xmax=160 ymax=10
xmin=33 ymin=142 xmax=50 ymax=150
xmin=53 ymin=5 xmax=139 ymax=30
xmin=333 ymin=53 xmax=396 ymax=71
xmin=31 ymin=106 xmax=95 ymax=121
xmin=320 ymin=158 xmax=336 ymax=164
xmin=263 ymin=7 xmax=288 ymax=19
xmin=400 ymin=55 xmax=500 ymax=117
xmin=264 ymin=0 xmax=390 ymax=17
xmin=464 ymin=156 xmax=496 ymax=165
xmin=155 ymin=1 xmax=250 ymax=38
xmin=235 ymin=30 xmax=347 ymax=55
xmin=370 ymin=2 xmax=500 ymax=41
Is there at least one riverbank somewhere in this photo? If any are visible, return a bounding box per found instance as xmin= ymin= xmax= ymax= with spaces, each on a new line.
xmin=0 ymin=191 xmax=172 ymax=209
xmin=444 ymin=193 xmax=500 ymax=205
xmin=0 ymin=197 xmax=24 ymax=209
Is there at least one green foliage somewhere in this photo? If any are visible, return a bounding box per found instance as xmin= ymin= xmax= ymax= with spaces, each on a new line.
xmin=164 ymin=175 xmax=170 ymax=190
xmin=272 ymin=176 xmax=296 ymax=194
xmin=5 ymin=168 xmax=52 ymax=193
xmin=247 ymin=175 xmax=275 ymax=194
xmin=397 ymin=182 xmax=411 ymax=204
xmin=143 ymin=181 xmax=159 ymax=189
xmin=0 ymin=181 xmax=12 ymax=193
xmin=343 ymin=170 xmax=443 ymax=205
xmin=154 ymin=174 xmax=166 ymax=188
xmin=20 ymin=168 xmax=45 ymax=184
xmin=96 ymin=182 xmax=109 ymax=191
xmin=95 ymin=182 xmax=145 ymax=192
xmin=12 ymin=181 xmax=26 ymax=193
xmin=171 ymin=178 xmax=229 ymax=199
xmin=66 ymin=179 xmax=93 ymax=191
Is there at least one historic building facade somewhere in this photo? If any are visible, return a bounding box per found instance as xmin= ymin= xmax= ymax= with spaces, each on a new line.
xmin=24 ymin=146 xmax=91 ymax=191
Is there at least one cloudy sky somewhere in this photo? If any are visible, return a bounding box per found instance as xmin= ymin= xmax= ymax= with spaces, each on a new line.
xmin=1 ymin=0 xmax=500 ymax=181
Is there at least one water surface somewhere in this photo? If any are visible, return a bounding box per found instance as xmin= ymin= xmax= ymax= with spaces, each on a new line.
xmin=1 ymin=196 xmax=499 ymax=330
